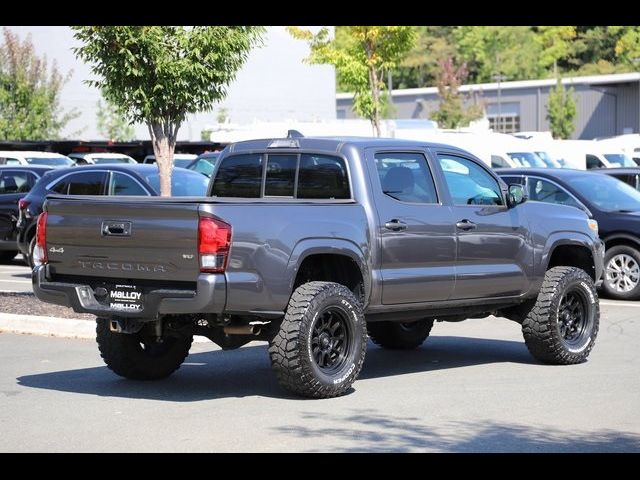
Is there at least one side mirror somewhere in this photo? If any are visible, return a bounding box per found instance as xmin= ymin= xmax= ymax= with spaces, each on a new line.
xmin=507 ymin=184 xmax=527 ymax=208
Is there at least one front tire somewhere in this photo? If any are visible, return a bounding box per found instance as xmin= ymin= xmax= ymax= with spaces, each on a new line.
xmin=269 ymin=281 xmax=367 ymax=398
xmin=602 ymin=245 xmax=640 ymax=300
xmin=522 ymin=266 xmax=599 ymax=364
xmin=96 ymin=318 xmax=193 ymax=380
xmin=367 ymin=319 xmax=433 ymax=349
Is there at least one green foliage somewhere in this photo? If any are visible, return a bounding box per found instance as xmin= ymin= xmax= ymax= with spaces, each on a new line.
xmin=96 ymin=97 xmax=135 ymax=141
xmin=546 ymin=77 xmax=577 ymax=139
xmin=534 ymin=26 xmax=576 ymax=72
xmin=289 ymin=26 xmax=415 ymax=136
xmin=216 ymin=107 xmax=228 ymax=123
xmin=72 ymin=26 xmax=263 ymax=195
xmin=454 ymin=26 xmax=543 ymax=83
xmin=430 ymin=57 xmax=484 ymax=129
xmin=612 ymin=26 xmax=640 ymax=63
xmin=0 ymin=28 xmax=78 ymax=140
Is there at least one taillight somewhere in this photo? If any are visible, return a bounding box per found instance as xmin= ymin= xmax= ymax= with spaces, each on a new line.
xmin=18 ymin=198 xmax=30 ymax=210
xmin=33 ymin=212 xmax=48 ymax=267
xmin=198 ymin=216 xmax=231 ymax=273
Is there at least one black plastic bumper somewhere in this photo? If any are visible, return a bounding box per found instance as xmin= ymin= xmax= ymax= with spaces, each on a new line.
xmin=32 ymin=265 xmax=226 ymax=320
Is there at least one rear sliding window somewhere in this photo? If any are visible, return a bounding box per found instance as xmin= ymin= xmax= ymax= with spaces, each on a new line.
xmin=212 ymin=153 xmax=350 ymax=200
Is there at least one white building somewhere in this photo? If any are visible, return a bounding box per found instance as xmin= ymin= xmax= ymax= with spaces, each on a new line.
xmin=5 ymin=26 xmax=336 ymax=140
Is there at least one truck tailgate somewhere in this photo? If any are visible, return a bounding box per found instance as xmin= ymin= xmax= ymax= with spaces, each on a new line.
xmin=44 ymin=196 xmax=201 ymax=283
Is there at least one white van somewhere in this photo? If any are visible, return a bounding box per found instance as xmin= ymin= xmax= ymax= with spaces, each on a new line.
xmin=553 ymin=140 xmax=635 ymax=170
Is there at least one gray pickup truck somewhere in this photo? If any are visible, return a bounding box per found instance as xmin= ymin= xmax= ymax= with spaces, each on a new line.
xmin=33 ymin=136 xmax=604 ymax=398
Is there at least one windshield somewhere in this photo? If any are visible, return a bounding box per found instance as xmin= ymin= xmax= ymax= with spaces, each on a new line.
xmin=145 ymin=169 xmax=209 ymax=196
xmin=26 ymin=157 xmax=72 ymax=166
xmin=189 ymin=158 xmax=216 ymax=177
xmin=604 ymin=153 xmax=636 ymax=168
xmin=174 ymin=159 xmax=192 ymax=168
xmin=535 ymin=151 xmax=561 ymax=168
xmin=567 ymin=174 xmax=640 ymax=212
xmin=92 ymin=157 xmax=133 ymax=164
xmin=508 ymin=152 xmax=547 ymax=168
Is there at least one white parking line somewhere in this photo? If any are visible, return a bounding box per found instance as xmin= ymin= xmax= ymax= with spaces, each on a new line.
xmin=599 ymin=300 xmax=640 ymax=307
xmin=0 ymin=279 xmax=31 ymax=284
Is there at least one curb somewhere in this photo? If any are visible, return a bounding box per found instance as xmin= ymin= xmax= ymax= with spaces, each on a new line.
xmin=0 ymin=313 xmax=95 ymax=339
xmin=0 ymin=313 xmax=209 ymax=342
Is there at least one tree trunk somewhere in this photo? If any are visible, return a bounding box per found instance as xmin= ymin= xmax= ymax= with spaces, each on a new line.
xmin=368 ymin=66 xmax=382 ymax=137
xmin=147 ymin=120 xmax=179 ymax=197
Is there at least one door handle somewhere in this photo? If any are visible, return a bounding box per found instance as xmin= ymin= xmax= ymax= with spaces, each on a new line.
xmin=456 ymin=219 xmax=477 ymax=231
xmin=384 ymin=219 xmax=408 ymax=231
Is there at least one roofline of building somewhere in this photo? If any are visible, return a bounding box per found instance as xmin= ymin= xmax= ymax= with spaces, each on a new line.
xmin=335 ymin=71 xmax=640 ymax=100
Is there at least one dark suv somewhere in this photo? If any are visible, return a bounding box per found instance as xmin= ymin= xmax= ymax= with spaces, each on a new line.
xmin=497 ymin=167 xmax=640 ymax=300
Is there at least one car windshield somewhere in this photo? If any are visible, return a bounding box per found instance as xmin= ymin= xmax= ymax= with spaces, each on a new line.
xmin=567 ymin=174 xmax=640 ymax=212
xmin=174 ymin=159 xmax=193 ymax=168
xmin=92 ymin=157 xmax=132 ymax=164
xmin=188 ymin=158 xmax=216 ymax=177
xmin=26 ymin=157 xmax=72 ymax=166
xmin=508 ymin=152 xmax=547 ymax=168
xmin=604 ymin=153 xmax=636 ymax=167
xmin=145 ymin=169 xmax=209 ymax=196
xmin=535 ymin=151 xmax=561 ymax=168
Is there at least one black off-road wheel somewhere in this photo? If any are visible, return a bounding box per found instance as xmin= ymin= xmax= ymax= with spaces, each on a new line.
xmin=367 ymin=319 xmax=434 ymax=349
xmin=96 ymin=318 xmax=193 ymax=380
xmin=522 ymin=266 xmax=599 ymax=364
xmin=268 ymin=281 xmax=367 ymax=398
xmin=0 ymin=251 xmax=17 ymax=263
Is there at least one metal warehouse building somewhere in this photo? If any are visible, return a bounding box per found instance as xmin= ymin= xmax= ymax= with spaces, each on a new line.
xmin=336 ymin=72 xmax=640 ymax=140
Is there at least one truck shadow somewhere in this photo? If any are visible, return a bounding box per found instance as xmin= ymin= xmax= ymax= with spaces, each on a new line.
xmin=17 ymin=335 xmax=535 ymax=401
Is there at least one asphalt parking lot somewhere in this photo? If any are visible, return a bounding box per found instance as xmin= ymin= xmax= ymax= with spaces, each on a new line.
xmin=0 ymin=298 xmax=638 ymax=452
xmin=0 ymin=256 xmax=31 ymax=293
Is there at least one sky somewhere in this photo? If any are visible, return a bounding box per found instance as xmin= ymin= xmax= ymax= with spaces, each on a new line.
xmin=5 ymin=26 xmax=336 ymax=140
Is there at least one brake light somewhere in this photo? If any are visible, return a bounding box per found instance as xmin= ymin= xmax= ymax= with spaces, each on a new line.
xmin=198 ymin=217 xmax=231 ymax=273
xmin=33 ymin=212 xmax=48 ymax=266
xmin=18 ymin=198 xmax=30 ymax=210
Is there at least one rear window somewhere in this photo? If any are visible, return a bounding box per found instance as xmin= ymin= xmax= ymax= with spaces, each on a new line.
xmin=211 ymin=153 xmax=350 ymax=200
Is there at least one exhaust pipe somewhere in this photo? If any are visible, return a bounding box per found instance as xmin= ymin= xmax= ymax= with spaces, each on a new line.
xmin=224 ymin=325 xmax=261 ymax=336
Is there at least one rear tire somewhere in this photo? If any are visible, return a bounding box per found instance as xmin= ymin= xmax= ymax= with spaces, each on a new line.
xmin=269 ymin=281 xmax=367 ymax=398
xmin=0 ymin=251 xmax=17 ymax=263
xmin=26 ymin=236 xmax=36 ymax=269
xmin=522 ymin=266 xmax=599 ymax=364
xmin=367 ymin=319 xmax=434 ymax=349
xmin=96 ymin=318 xmax=193 ymax=380
xmin=602 ymin=245 xmax=640 ymax=300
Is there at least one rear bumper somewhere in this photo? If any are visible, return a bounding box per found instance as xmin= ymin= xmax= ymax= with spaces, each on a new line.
xmin=32 ymin=265 xmax=226 ymax=320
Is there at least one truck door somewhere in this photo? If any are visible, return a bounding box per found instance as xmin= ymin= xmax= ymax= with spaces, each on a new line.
xmin=435 ymin=151 xmax=531 ymax=300
xmin=367 ymin=149 xmax=456 ymax=304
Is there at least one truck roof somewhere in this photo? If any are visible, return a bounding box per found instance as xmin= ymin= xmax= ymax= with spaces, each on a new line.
xmin=226 ymin=136 xmax=473 ymax=156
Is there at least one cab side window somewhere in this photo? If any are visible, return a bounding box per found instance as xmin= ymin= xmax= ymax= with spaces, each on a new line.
xmin=374 ymin=152 xmax=438 ymax=204
xmin=438 ymin=154 xmax=503 ymax=206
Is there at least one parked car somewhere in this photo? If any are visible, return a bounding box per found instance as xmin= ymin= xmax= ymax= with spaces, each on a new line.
xmin=186 ymin=152 xmax=220 ymax=177
xmin=0 ymin=151 xmax=73 ymax=167
xmin=497 ymin=167 xmax=640 ymax=300
xmin=0 ymin=166 xmax=53 ymax=263
xmin=33 ymin=136 xmax=603 ymax=398
xmin=142 ymin=153 xmax=197 ymax=168
xmin=553 ymin=140 xmax=635 ymax=170
xmin=600 ymin=168 xmax=640 ymax=191
xmin=68 ymin=152 xmax=138 ymax=165
xmin=16 ymin=164 xmax=208 ymax=267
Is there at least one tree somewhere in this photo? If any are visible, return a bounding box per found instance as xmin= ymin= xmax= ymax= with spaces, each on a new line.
xmin=611 ymin=26 xmax=640 ymax=63
xmin=430 ymin=57 xmax=483 ymax=129
xmin=72 ymin=26 xmax=263 ymax=196
xmin=0 ymin=28 xmax=78 ymax=140
xmin=535 ymin=26 xmax=576 ymax=75
xmin=546 ymin=78 xmax=577 ymax=139
xmin=289 ymin=26 xmax=415 ymax=136
xmin=96 ymin=97 xmax=135 ymax=141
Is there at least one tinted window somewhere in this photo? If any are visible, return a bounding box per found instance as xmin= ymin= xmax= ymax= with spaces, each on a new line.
xmin=297 ymin=154 xmax=350 ymax=199
xmin=212 ymin=154 xmax=263 ymax=198
xmin=26 ymin=157 xmax=73 ymax=166
xmin=586 ymin=154 xmax=603 ymax=170
xmin=611 ymin=173 xmax=640 ymax=191
xmin=0 ymin=171 xmax=36 ymax=194
xmin=375 ymin=152 xmax=437 ymax=204
xmin=527 ymin=178 xmax=581 ymax=209
xmin=265 ymin=154 xmax=297 ymax=197
xmin=51 ymin=172 xmax=107 ymax=195
xmin=145 ymin=169 xmax=208 ymax=196
xmin=189 ymin=158 xmax=216 ymax=178
xmin=110 ymin=172 xmax=148 ymax=196
xmin=566 ymin=174 xmax=640 ymax=212
xmin=491 ymin=155 xmax=510 ymax=168
xmin=438 ymin=155 xmax=503 ymax=206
